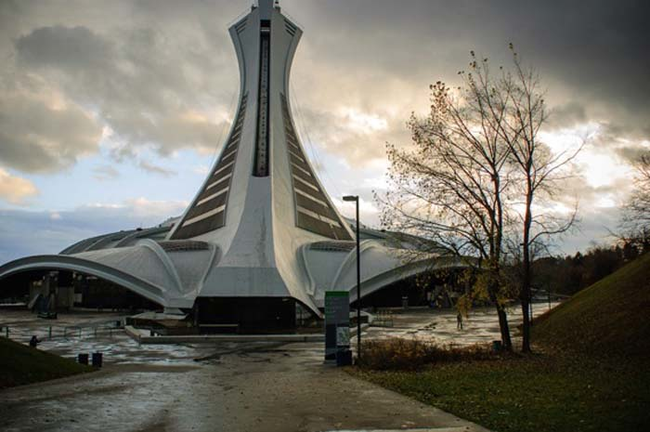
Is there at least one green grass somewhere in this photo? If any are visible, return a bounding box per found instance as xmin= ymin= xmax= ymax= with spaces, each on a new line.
xmin=351 ymin=354 xmax=650 ymax=432
xmin=532 ymin=252 xmax=650 ymax=357
xmin=350 ymin=254 xmax=650 ymax=432
xmin=0 ymin=337 xmax=93 ymax=389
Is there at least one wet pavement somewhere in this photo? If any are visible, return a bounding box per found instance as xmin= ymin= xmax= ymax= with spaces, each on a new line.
xmin=365 ymin=302 xmax=560 ymax=348
xmin=1 ymin=309 xmax=217 ymax=365
xmin=0 ymin=304 xmax=559 ymax=432
xmin=0 ymin=339 xmax=490 ymax=432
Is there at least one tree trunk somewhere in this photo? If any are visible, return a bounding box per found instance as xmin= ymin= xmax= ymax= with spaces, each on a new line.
xmin=520 ymin=185 xmax=534 ymax=353
xmin=496 ymin=303 xmax=512 ymax=350
xmin=520 ymin=299 xmax=531 ymax=352
xmin=520 ymin=238 xmax=533 ymax=353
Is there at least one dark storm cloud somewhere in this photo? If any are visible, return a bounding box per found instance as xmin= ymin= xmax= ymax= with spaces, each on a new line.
xmin=284 ymin=0 xmax=650 ymax=136
xmin=0 ymin=0 xmax=644 ymax=257
xmin=0 ymin=1 xmax=244 ymax=173
xmin=2 ymin=0 xmax=647 ymax=174
xmin=0 ymin=82 xmax=101 ymax=173
xmin=616 ymin=146 xmax=650 ymax=165
xmin=15 ymin=25 xmax=112 ymax=72
xmin=547 ymin=102 xmax=587 ymax=130
xmin=13 ymin=24 xmax=233 ymax=158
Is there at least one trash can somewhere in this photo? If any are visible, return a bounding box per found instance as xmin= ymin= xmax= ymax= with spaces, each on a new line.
xmin=336 ymin=349 xmax=353 ymax=366
xmin=78 ymin=353 xmax=89 ymax=365
xmin=401 ymin=296 xmax=409 ymax=309
xmin=91 ymin=352 xmax=103 ymax=368
xmin=492 ymin=340 xmax=502 ymax=352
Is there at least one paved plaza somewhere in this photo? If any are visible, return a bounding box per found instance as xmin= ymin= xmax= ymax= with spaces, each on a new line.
xmin=0 ymin=304 xmax=559 ymax=432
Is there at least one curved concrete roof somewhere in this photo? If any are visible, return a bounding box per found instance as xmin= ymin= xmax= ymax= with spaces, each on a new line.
xmin=0 ymin=254 xmax=168 ymax=307
xmin=0 ymin=222 xmax=466 ymax=316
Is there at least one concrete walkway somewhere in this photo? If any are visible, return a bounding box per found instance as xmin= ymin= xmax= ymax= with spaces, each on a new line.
xmin=0 ymin=341 xmax=491 ymax=432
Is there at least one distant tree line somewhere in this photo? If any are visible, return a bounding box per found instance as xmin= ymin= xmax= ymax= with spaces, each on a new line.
xmin=531 ymin=242 xmax=648 ymax=296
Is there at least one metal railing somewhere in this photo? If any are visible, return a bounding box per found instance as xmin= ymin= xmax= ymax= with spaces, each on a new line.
xmin=0 ymin=319 xmax=124 ymax=342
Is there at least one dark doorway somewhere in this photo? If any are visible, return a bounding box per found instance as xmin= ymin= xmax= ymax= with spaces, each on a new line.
xmin=195 ymin=297 xmax=296 ymax=333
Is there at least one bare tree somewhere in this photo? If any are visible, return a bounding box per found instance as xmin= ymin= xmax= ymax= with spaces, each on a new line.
xmin=379 ymin=57 xmax=515 ymax=350
xmin=379 ymin=48 xmax=580 ymax=352
xmin=621 ymin=153 xmax=650 ymax=250
xmin=494 ymin=46 xmax=581 ymax=352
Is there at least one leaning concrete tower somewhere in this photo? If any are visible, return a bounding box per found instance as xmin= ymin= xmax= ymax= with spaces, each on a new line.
xmin=0 ymin=0 xmax=461 ymax=331
xmin=167 ymin=0 xmax=354 ymax=324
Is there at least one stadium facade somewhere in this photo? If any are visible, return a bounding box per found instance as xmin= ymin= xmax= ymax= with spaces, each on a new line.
xmin=0 ymin=0 xmax=464 ymax=330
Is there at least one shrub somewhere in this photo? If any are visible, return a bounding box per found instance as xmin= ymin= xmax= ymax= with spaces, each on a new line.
xmin=358 ymin=338 xmax=494 ymax=371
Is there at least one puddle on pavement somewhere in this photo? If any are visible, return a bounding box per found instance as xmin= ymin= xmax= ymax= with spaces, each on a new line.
xmin=1 ymin=302 xmax=561 ymax=366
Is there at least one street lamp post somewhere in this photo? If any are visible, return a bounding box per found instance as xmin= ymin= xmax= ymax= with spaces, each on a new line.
xmin=343 ymin=195 xmax=361 ymax=361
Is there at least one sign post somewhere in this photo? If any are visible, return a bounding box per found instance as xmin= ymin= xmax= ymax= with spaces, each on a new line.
xmin=324 ymin=291 xmax=350 ymax=364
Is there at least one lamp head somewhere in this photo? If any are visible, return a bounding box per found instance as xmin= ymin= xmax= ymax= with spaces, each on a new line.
xmin=342 ymin=195 xmax=358 ymax=202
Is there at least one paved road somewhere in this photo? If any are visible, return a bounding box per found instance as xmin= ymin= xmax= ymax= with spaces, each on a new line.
xmin=0 ymin=340 xmax=490 ymax=432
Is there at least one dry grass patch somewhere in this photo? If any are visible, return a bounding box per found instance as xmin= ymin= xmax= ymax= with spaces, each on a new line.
xmin=358 ymin=338 xmax=497 ymax=371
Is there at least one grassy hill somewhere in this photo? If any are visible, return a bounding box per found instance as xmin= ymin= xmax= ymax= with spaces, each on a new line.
xmin=533 ymin=252 xmax=650 ymax=357
xmin=0 ymin=337 xmax=92 ymax=389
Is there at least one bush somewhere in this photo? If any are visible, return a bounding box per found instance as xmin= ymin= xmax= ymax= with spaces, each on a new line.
xmin=357 ymin=338 xmax=494 ymax=371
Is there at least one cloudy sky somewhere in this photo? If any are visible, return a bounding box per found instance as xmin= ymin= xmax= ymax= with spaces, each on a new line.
xmin=0 ymin=0 xmax=648 ymax=264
